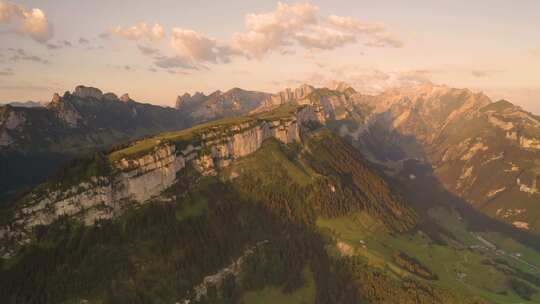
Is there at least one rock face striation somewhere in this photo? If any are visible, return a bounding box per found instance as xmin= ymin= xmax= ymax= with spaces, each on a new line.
xmin=0 ymin=105 xmax=324 ymax=258
xmin=344 ymin=85 xmax=540 ymax=234
xmin=253 ymin=84 xmax=316 ymax=113
xmin=73 ymin=85 xmax=104 ymax=100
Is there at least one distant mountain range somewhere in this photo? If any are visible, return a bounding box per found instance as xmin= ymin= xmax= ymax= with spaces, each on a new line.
xmin=3 ymin=83 xmax=539 ymax=237
xmin=175 ymin=88 xmax=271 ymax=122
xmin=349 ymin=85 xmax=540 ymax=234
xmin=248 ymin=83 xmax=540 ymax=235
xmin=0 ymin=85 xmax=190 ymax=200
xmin=1 ymin=101 xmax=45 ymax=108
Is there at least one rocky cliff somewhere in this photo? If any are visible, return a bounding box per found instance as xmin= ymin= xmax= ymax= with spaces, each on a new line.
xmin=175 ymin=88 xmax=271 ymax=122
xmin=0 ymin=85 xmax=191 ymax=200
xmin=346 ymin=85 xmax=540 ymax=234
xmin=252 ymin=84 xmax=316 ymax=113
xmin=0 ymin=104 xmax=324 ymax=258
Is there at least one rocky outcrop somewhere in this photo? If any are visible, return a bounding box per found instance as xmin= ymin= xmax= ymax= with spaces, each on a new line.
xmin=176 ymin=92 xmax=209 ymax=109
xmin=120 ymin=93 xmax=131 ymax=102
xmin=253 ymin=84 xmax=315 ymax=113
xmin=73 ymin=85 xmax=103 ymax=100
xmin=103 ymin=92 xmax=119 ymax=101
xmin=181 ymin=240 xmax=269 ymax=304
xmin=50 ymin=97 xmax=82 ymax=127
xmin=2 ymin=109 xmax=26 ymax=131
xmin=0 ymin=105 xmax=323 ymax=258
xmin=176 ymin=89 xmax=271 ymax=122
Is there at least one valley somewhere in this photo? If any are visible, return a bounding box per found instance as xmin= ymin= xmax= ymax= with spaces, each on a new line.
xmin=1 ymin=94 xmax=540 ymax=303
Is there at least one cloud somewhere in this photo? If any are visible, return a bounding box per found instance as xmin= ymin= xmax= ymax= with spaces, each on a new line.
xmin=230 ymin=2 xmax=402 ymax=58
xmin=170 ymin=28 xmax=239 ymax=63
xmin=278 ymin=67 xmax=433 ymax=94
xmin=46 ymin=43 xmax=61 ymax=50
xmin=326 ymin=15 xmax=386 ymax=34
xmin=0 ymin=67 xmax=14 ymax=76
xmin=167 ymin=69 xmax=188 ymax=75
xmin=471 ymin=69 xmax=503 ymax=78
xmin=109 ymin=22 xmax=165 ymax=41
xmin=137 ymin=45 xmax=160 ymax=56
xmin=364 ymin=32 xmax=403 ymax=48
xmin=0 ymin=0 xmax=53 ymax=42
xmin=231 ymin=2 xmax=319 ymax=58
xmin=8 ymin=48 xmax=48 ymax=64
xmin=327 ymin=15 xmax=403 ymax=48
xmin=104 ymin=2 xmax=403 ymax=70
xmin=294 ymin=26 xmax=356 ymax=50
xmin=153 ymin=55 xmax=199 ymax=70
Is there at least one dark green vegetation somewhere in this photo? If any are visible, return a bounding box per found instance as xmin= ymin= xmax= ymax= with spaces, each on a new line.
xmin=1 ymin=130 xmax=390 ymax=303
xmin=392 ymin=252 xmax=438 ymax=280
xmin=3 ymin=92 xmax=540 ymax=304
xmin=3 ymin=122 xmax=537 ymax=303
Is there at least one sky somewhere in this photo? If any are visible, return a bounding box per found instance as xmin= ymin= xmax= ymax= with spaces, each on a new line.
xmin=0 ymin=0 xmax=539 ymax=113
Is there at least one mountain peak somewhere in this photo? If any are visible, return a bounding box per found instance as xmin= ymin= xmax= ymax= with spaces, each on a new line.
xmin=103 ymin=92 xmax=119 ymax=101
xmin=51 ymin=93 xmax=61 ymax=103
xmin=328 ymin=81 xmax=355 ymax=93
xmin=73 ymin=85 xmax=103 ymax=100
xmin=224 ymin=87 xmax=249 ymax=96
xmin=120 ymin=93 xmax=131 ymax=102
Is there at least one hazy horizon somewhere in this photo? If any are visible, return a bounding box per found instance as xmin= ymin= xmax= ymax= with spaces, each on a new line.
xmin=1 ymin=0 xmax=539 ymax=113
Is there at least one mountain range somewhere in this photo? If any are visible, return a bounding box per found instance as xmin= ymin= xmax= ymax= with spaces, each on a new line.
xmin=1 ymin=83 xmax=540 ymax=303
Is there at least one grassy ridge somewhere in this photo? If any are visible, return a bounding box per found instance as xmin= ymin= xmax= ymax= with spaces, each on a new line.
xmin=108 ymin=103 xmax=302 ymax=162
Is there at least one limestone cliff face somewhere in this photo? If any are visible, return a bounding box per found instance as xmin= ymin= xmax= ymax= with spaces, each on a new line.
xmin=0 ymin=105 xmax=323 ymax=257
xmin=73 ymin=85 xmax=103 ymax=100
xmin=253 ymin=84 xmax=315 ymax=113
xmin=176 ymin=89 xmax=271 ymax=122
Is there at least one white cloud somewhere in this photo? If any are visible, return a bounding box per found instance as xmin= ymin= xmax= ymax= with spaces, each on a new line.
xmin=110 ymin=22 xmax=165 ymax=41
xmin=170 ymin=28 xmax=240 ymax=63
xmin=0 ymin=0 xmax=53 ymax=42
xmin=294 ymin=26 xmax=356 ymax=50
xmin=232 ymin=2 xmax=320 ymax=58
xmin=364 ymin=32 xmax=403 ymax=48
xmin=112 ymin=2 xmax=403 ymax=70
xmin=231 ymin=2 xmax=403 ymax=58
xmin=327 ymin=15 xmax=385 ymax=34
xmin=328 ymin=15 xmax=403 ymax=48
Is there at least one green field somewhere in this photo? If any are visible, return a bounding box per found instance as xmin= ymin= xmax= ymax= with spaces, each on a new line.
xmin=316 ymin=207 xmax=540 ymax=303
